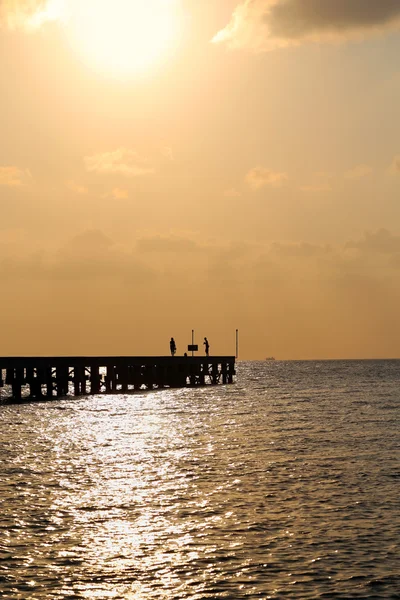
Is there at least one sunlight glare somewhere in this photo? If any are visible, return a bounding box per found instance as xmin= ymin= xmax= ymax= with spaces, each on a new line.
xmin=66 ymin=0 xmax=182 ymax=77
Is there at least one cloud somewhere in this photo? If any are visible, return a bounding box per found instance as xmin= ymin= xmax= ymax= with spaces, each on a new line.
xmin=299 ymin=171 xmax=332 ymax=192
xmin=3 ymin=227 xmax=400 ymax=359
xmin=110 ymin=187 xmax=129 ymax=199
xmin=246 ymin=166 xmax=288 ymax=189
xmin=66 ymin=180 xmax=88 ymax=195
xmin=136 ymin=234 xmax=200 ymax=254
xmin=389 ymin=155 xmax=400 ymax=174
xmin=346 ymin=229 xmax=400 ymax=255
xmin=84 ymin=148 xmax=155 ymax=178
xmin=65 ymin=228 xmax=114 ymax=253
xmin=0 ymin=0 xmax=64 ymax=30
xmin=51 ymin=229 xmax=155 ymax=282
xmin=224 ymin=188 xmax=242 ymax=198
xmin=344 ymin=164 xmax=373 ymax=180
xmin=270 ymin=241 xmax=332 ymax=257
xmin=212 ymin=0 xmax=400 ymax=52
xmin=300 ymin=183 xmax=332 ymax=193
xmin=0 ymin=166 xmax=31 ymax=187
xmin=160 ymin=146 xmax=174 ymax=161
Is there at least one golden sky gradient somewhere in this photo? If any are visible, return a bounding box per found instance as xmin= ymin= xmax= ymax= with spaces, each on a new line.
xmin=1 ymin=0 xmax=400 ymax=359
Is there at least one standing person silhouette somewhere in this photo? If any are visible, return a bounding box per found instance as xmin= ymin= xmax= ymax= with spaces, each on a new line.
xmin=203 ymin=337 xmax=210 ymax=357
xmin=170 ymin=337 xmax=176 ymax=356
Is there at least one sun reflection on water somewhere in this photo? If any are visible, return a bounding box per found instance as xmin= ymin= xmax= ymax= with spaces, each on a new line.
xmin=1 ymin=362 xmax=399 ymax=598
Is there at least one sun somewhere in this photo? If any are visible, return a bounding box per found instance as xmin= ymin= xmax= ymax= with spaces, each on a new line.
xmin=65 ymin=0 xmax=182 ymax=77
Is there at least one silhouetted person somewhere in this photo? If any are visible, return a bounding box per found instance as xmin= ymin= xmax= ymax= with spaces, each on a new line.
xmin=203 ymin=337 xmax=210 ymax=357
xmin=184 ymin=352 xmax=188 ymax=357
xmin=170 ymin=337 xmax=176 ymax=356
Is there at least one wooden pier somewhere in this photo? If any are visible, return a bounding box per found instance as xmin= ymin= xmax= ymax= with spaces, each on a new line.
xmin=0 ymin=356 xmax=236 ymax=400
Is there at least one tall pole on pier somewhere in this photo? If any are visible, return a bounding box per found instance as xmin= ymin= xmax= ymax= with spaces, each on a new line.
xmin=236 ymin=329 xmax=239 ymax=359
xmin=192 ymin=329 xmax=194 ymax=357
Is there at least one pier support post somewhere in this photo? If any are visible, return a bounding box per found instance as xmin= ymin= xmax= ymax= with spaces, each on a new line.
xmin=12 ymin=368 xmax=24 ymax=399
xmin=132 ymin=366 xmax=142 ymax=390
xmin=6 ymin=368 xmax=14 ymax=385
xmin=0 ymin=355 xmax=236 ymax=401
xmin=45 ymin=368 xmax=53 ymax=398
xmin=75 ymin=366 xmax=86 ymax=395
xmin=199 ymin=363 xmax=206 ymax=386
xmin=211 ymin=363 xmax=219 ymax=385
xmin=56 ymin=366 xmax=69 ymax=397
xmin=118 ymin=365 xmax=128 ymax=392
xmin=28 ymin=368 xmax=42 ymax=398
xmin=73 ymin=366 xmax=81 ymax=396
xmin=105 ymin=365 xmax=115 ymax=392
xmin=227 ymin=361 xmax=235 ymax=383
xmin=145 ymin=365 xmax=155 ymax=390
xmin=90 ymin=365 xmax=101 ymax=395
xmin=222 ymin=363 xmax=227 ymax=384
xmin=12 ymin=381 xmax=22 ymax=400
xmin=26 ymin=367 xmax=34 ymax=392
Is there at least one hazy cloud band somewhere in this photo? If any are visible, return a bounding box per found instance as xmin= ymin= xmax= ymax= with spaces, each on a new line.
xmin=213 ymin=0 xmax=400 ymax=51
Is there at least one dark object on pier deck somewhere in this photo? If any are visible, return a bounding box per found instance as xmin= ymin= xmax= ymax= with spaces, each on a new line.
xmin=0 ymin=356 xmax=236 ymax=400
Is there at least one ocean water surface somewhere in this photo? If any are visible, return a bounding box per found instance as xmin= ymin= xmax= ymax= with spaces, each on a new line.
xmin=0 ymin=360 xmax=399 ymax=599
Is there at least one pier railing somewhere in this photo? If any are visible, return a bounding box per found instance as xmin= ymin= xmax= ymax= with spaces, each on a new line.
xmin=0 ymin=356 xmax=236 ymax=400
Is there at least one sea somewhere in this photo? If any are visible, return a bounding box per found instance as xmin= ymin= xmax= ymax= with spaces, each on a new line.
xmin=0 ymin=360 xmax=399 ymax=599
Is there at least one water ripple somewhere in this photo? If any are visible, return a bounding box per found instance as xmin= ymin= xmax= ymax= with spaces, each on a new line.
xmin=0 ymin=360 xmax=399 ymax=598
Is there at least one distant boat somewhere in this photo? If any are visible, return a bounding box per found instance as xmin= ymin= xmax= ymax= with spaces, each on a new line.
xmin=265 ymin=357 xmax=275 ymax=361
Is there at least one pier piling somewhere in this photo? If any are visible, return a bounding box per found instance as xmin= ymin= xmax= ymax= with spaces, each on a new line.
xmin=0 ymin=356 xmax=236 ymax=401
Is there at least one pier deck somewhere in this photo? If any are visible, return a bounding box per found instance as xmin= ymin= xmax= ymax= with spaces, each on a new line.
xmin=0 ymin=356 xmax=236 ymax=400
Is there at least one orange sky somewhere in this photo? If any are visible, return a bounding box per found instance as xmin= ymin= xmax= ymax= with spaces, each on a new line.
xmin=1 ymin=0 xmax=400 ymax=359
